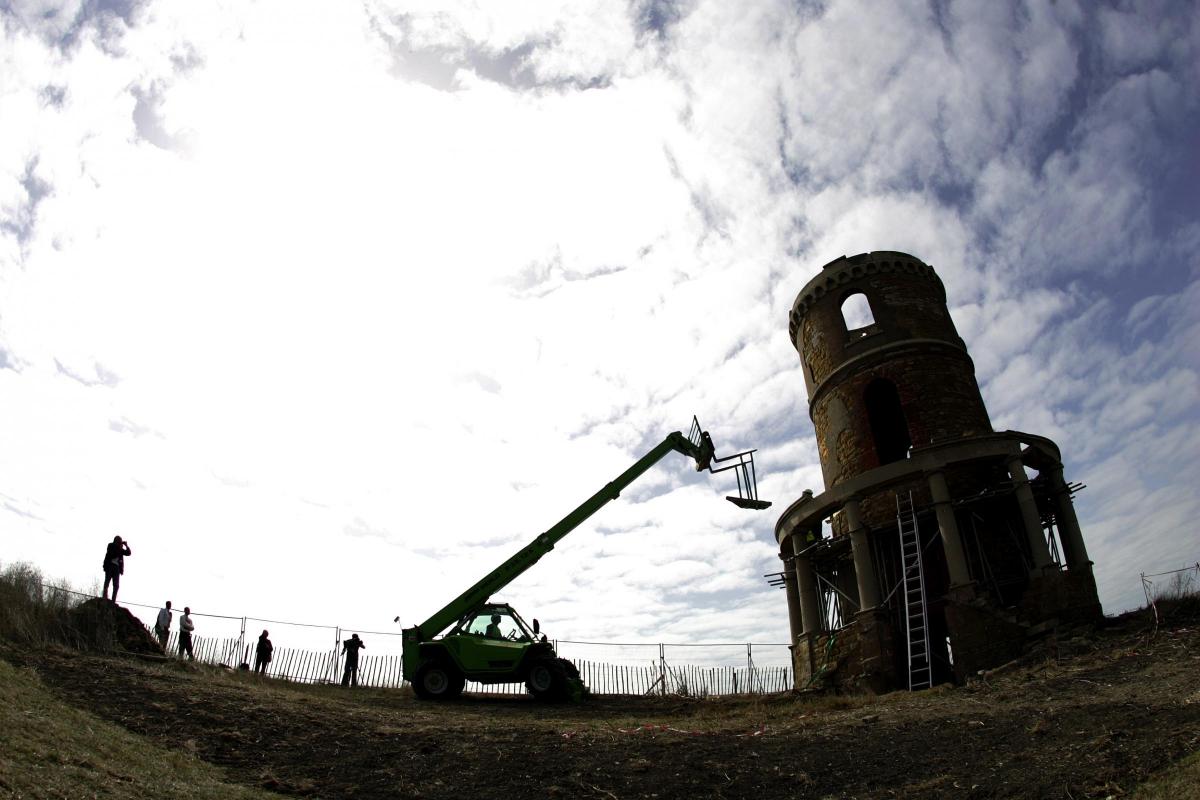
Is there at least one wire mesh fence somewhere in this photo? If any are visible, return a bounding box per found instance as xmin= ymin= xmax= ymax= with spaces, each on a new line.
xmin=155 ymin=632 xmax=793 ymax=696
xmin=573 ymin=659 xmax=791 ymax=697
xmin=1140 ymin=563 xmax=1200 ymax=627
xmin=29 ymin=580 xmax=795 ymax=696
xmin=158 ymin=631 xmax=403 ymax=686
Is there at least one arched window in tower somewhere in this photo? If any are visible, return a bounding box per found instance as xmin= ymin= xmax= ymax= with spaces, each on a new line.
xmin=840 ymin=292 xmax=876 ymax=338
xmin=865 ymin=378 xmax=911 ymax=465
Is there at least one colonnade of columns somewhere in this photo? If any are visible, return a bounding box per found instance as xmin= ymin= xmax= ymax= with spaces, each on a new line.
xmin=1006 ymin=454 xmax=1092 ymax=574
xmin=1007 ymin=455 xmax=1053 ymax=571
xmin=781 ymin=536 xmax=824 ymax=646
xmin=781 ymin=455 xmax=1092 ymax=647
xmin=1045 ymin=465 xmax=1090 ymax=568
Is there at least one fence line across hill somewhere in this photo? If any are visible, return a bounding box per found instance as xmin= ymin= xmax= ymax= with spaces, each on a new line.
xmin=32 ymin=580 xmax=794 ymax=697
xmin=156 ymin=631 xmax=792 ymax=697
xmin=1140 ymin=562 xmax=1200 ymax=627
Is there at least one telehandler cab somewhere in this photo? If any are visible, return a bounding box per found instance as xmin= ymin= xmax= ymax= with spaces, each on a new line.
xmin=402 ymin=418 xmax=770 ymax=701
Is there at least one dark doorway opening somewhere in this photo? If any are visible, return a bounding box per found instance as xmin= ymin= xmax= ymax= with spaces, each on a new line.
xmin=865 ymin=378 xmax=911 ymax=465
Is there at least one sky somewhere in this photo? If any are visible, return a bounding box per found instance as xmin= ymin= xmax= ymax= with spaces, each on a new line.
xmin=1 ymin=0 xmax=1197 ymax=664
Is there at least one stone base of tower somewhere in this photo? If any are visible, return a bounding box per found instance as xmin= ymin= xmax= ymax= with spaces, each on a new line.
xmin=791 ymin=571 xmax=1105 ymax=693
xmin=1019 ymin=566 xmax=1103 ymax=625
xmin=945 ymin=570 xmax=1103 ymax=682
xmin=791 ymin=609 xmax=898 ymax=693
xmin=943 ymin=586 xmax=1027 ymax=683
xmin=854 ymin=608 xmax=899 ymax=692
xmin=792 ymin=633 xmax=817 ymax=688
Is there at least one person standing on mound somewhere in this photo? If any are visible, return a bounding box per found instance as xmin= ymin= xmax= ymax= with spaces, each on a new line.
xmin=101 ymin=535 xmax=131 ymax=603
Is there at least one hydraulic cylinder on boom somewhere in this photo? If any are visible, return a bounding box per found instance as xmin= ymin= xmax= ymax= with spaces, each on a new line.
xmin=401 ymin=418 xmax=770 ymax=701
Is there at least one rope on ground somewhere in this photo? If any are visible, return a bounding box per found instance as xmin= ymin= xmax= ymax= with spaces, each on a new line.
xmin=605 ymin=723 xmax=769 ymax=737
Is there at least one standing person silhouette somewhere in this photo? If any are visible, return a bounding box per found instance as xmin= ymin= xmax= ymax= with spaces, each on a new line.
xmin=341 ymin=634 xmax=366 ymax=687
xmin=101 ymin=535 xmax=131 ymax=603
xmin=178 ymin=607 xmax=195 ymax=660
xmin=154 ymin=601 xmax=172 ymax=649
xmin=254 ymin=630 xmax=273 ymax=675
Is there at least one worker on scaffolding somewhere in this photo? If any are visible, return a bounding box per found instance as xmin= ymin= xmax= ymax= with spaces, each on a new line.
xmin=696 ymin=431 xmax=715 ymax=472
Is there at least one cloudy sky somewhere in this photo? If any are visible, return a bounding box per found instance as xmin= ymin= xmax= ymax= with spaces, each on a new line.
xmin=2 ymin=0 xmax=1197 ymax=662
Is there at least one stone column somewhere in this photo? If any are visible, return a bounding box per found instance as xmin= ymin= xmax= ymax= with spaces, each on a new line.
xmin=844 ymin=498 xmax=880 ymax=610
xmin=781 ymin=548 xmax=803 ymax=645
xmin=1047 ymin=466 xmax=1090 ymax=568
xmin=792 ymin=536 xmax=823 ymax=635
xmin=928 ymin=471 xmax=971 ymax=586
xmin=1007 ymin=454 xmax=1053 ymax=571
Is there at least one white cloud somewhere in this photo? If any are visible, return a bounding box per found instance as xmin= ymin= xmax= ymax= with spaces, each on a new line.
xmin=1 ymin=0 xmax=1196 ymax=667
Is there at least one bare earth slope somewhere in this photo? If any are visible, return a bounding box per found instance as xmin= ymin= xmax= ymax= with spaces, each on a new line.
xmin=4 ymin=614 xmax=1198 ymax=799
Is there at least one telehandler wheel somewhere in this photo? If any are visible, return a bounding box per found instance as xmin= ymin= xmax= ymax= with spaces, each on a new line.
xmin=526 ymin=659 xmax=568 ymax=702
xmin=414 ymin=661 xmax=463 ymax=701
xmin=526 ymin=661 xmax=556 ymax=694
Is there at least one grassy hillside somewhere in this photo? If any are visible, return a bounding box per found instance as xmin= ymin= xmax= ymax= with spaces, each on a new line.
xmin=0 ymin=655 xmax=282 ymax=800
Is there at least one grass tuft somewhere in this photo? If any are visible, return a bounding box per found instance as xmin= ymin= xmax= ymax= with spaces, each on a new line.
xmin=0 ymin=562 xmax=87 ymax=647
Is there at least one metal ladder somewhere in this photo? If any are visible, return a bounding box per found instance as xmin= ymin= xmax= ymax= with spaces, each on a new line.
xmin=897 ymin=491 xmax=932 ymax=690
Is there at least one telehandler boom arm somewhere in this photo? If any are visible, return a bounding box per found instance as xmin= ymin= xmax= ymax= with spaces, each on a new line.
xmin=413 ymin=431 xmax=703 ymax=640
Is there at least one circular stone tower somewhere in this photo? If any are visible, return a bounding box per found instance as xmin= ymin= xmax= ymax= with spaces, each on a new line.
xmin=774 ymin=251 xmax=1100 ymax=693
xmin=791 ymin=251 xmax=991 ymax=527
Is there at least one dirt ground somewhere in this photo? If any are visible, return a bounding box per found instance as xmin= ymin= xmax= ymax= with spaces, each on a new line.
xmin=5 ymin=611 xmax=1199 ymax=800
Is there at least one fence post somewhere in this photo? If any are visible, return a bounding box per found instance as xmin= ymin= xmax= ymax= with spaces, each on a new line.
xmin=332 ymin=627 xmax=341 ymax=685
xmin=747 ymin=643 xmax=754 ymax=694
xmin=658 ymin=643 xmax=666 ymax=696
xmin=238 ymin=617 xmax=246 ymax=667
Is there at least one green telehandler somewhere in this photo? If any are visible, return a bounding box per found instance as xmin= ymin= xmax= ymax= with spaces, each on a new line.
xmin=401 ymin=418 xmax=771 ymax=701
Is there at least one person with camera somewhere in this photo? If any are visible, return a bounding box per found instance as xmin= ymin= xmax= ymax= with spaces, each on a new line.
xmin=101 ymin=535 xmax=131 ymax=603
xmin=340 ymin=633 xmax=366 ymax=687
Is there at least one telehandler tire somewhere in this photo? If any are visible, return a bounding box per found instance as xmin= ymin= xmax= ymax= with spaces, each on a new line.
xmin=414 ymin=661 xmax=464 ymax=700
xmin=526 ymin=658 xmax=568 ymax=702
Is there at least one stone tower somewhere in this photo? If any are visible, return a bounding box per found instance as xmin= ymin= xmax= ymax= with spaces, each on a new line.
xmin=775 ymin=251 xmax=1100 ymax=691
